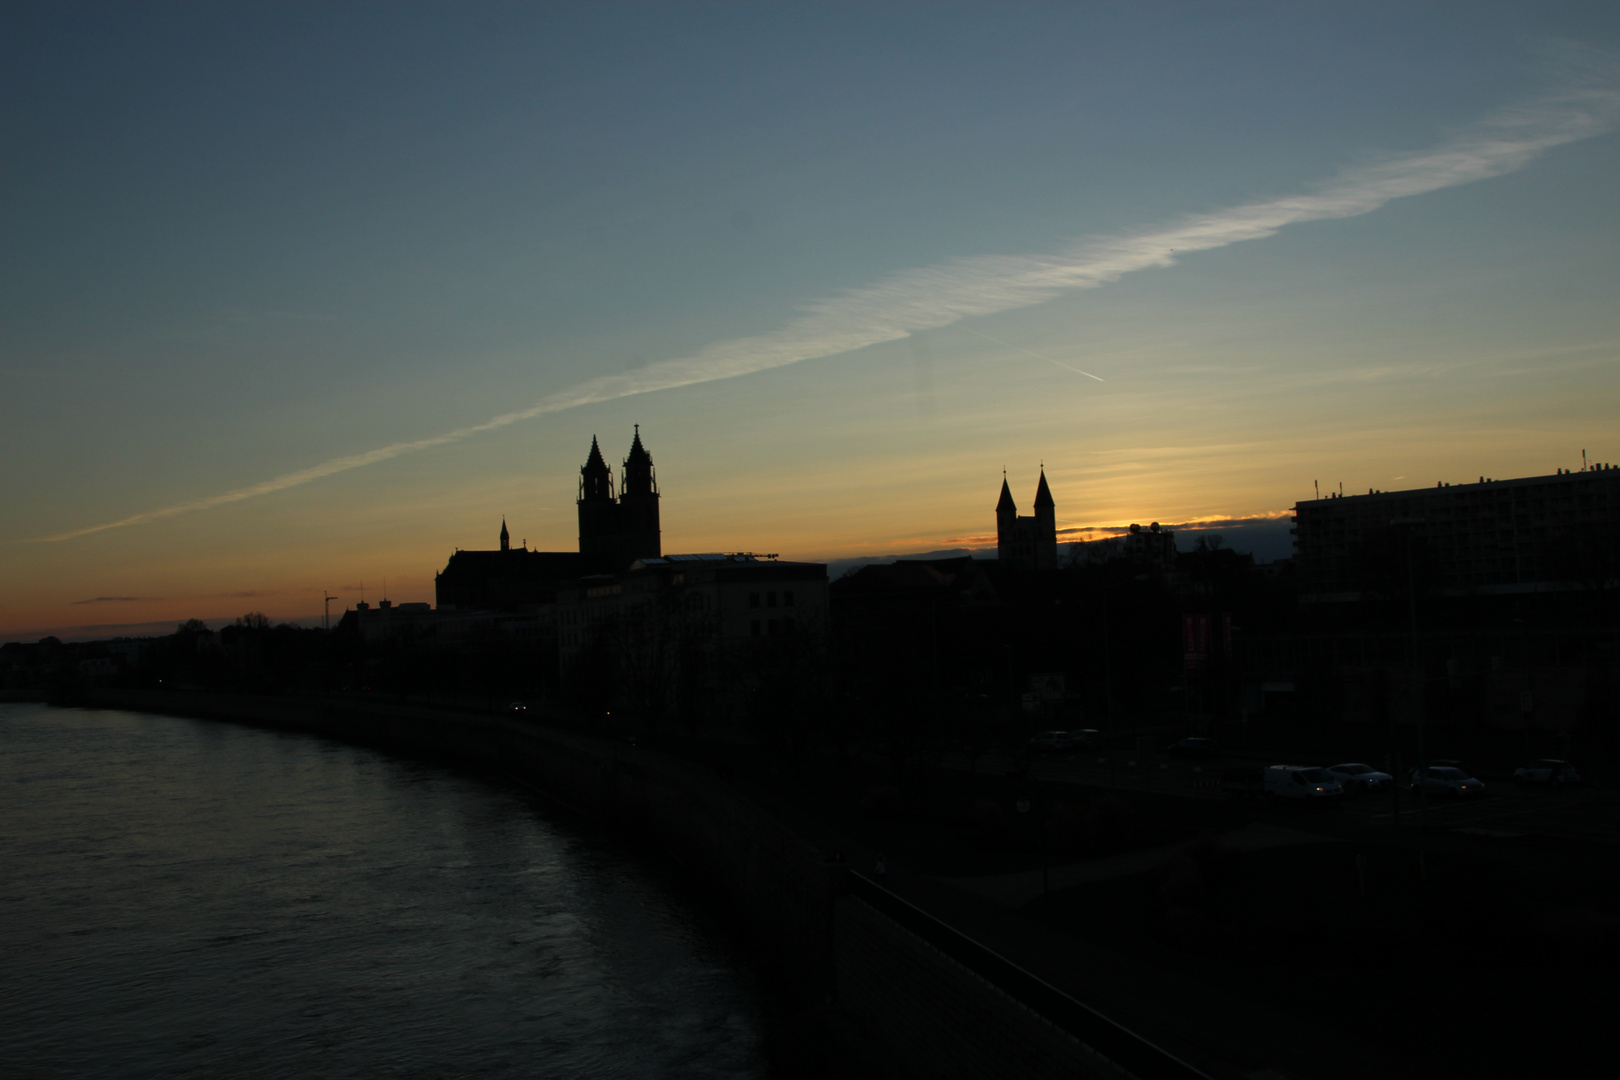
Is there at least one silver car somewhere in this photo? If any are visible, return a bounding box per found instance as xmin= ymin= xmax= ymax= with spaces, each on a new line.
xmin=1409 ymin=765 xmax=1485 ymax=798
xmin=1325 ymin=762 xmax=1393 ymax=792
xmin=1513 ymin=759 xmax=1580 ymax=786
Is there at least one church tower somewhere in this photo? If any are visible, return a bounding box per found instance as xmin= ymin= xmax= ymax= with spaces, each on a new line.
xmin=499 ymin=518 xmax=510 ymax=552
xmin=995 ymin=475 xmax=1018 ymax=561
xmin=617 ymin=424 xmax=661 ymax=567
xmin=995 ymin=468 xmax=1059 ymax=570
xmin=1032 ymin=469 xmax=1058 ymax=570
xmin=578 ymin=436 xmax=617 ymax=572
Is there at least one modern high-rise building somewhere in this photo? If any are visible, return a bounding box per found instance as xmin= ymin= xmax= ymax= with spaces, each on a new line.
xmin=1292 ymin=465 xmax=1620 ymax=600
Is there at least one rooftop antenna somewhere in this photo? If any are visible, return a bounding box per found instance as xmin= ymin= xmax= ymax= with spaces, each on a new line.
xmin=1583 ymin=448 xmax=1588 ymax=472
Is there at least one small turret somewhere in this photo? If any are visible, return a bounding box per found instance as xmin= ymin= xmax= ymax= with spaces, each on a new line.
xmin=499 ymin=518 xmax=510 ymax=552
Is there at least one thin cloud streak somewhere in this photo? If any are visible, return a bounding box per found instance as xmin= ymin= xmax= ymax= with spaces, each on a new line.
xmin=38 ymin=45 xmax=1620 ymax=542
xmin=70 ymin=596 xmax=160 ymax=605
xmin=963 ymin=328 xmax=1105 ymax=381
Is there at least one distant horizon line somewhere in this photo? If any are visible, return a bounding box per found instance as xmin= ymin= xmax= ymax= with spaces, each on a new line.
xmin=2 ymin=512 xmax=1300 ymax=642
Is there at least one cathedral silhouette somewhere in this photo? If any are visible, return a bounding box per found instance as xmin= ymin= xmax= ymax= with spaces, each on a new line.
xmin=577 ymin=425 xmax=662 ymax=573
xmin=434 ymin=428 xmax=663 ymax=611
xmin=996 ymin=469 xmax=1058 ymax=570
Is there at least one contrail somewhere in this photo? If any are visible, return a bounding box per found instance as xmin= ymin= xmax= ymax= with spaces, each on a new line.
xmin=37 ymin=43 xmax=1620 ymax=542
xmin=963 ymin=328 xmax=1105 ymax=381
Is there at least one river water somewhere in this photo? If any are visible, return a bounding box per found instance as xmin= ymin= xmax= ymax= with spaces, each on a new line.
xmin=0 ymin=703 xmax=767 ymax=1079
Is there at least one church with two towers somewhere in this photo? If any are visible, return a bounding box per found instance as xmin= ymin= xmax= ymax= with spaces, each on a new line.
xmin=434 ymin=428 xmax=663 ymax=611
xmin=996 ymin=469 xmax=1059 ymax=570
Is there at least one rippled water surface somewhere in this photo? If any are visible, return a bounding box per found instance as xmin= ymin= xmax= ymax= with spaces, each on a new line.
xmin=0 ymin=704 xmax=765 ymax=1078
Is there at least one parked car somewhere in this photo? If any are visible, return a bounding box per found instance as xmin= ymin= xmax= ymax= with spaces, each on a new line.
xmin=1513 ymin=759 xmax=1581 ymax=786
xmin=508 ymin=701 xmax=528 ymax=716
xmin=1325 ymin=763 xmax=1394 ymax=792
xmin=1166 ymin=736 xmax=1219 ymax=759
xmin=1409 ymin=765 xmax=1485 ymax=798
xmin=1264 ymin=765 xmax=1344 ymax=801
xmin=1068 ymin=729 xmax=1101 ymax=750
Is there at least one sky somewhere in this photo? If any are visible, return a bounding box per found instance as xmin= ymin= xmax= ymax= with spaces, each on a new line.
xmin=5 ymin=2 xmax=1620 ymax=640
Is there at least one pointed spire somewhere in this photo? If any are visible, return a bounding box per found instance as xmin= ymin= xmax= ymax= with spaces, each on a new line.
xmin=625 ymin=423 xmax=651 ymax=466
xmin=622 ymin=423 xmax=657 ymax=496
xmin=584 ymin=435 xmax=608 ymax=471
xmin=580 ymin=435 xmax=613 ymax=502
xmin=1033 ymin=469 xmax=1054 ymax=509
xmin=499 ymin=518 xmax=510 ymax=552
xmin=996 ymin=475 xmax=1017 ymax=514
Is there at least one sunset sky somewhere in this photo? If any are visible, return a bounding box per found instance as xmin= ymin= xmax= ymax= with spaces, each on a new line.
xmin=5 ymin=3 xmax=1620 ymax=640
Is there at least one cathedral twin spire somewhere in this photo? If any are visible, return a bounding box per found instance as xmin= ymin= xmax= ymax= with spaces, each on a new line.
xmin=996 ymin=467 xmax=1058 ymax=570
xmin=578 ymin=426 xmax=662 ymax=571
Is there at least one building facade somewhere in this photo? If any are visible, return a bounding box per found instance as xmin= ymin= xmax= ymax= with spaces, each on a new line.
xmin=557 ymin=553 xmax=829 ymax=671
xmin=1292 ymin=465 xmax=1620 ymax=600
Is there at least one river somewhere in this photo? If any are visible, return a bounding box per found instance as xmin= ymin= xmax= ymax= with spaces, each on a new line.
xmin=0 ymin=703 xmax=767 ymax=1078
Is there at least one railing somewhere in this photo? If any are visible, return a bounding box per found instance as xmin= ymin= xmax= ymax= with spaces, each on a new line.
xmin=843 ymin=870 xmax=1213 ymax=1080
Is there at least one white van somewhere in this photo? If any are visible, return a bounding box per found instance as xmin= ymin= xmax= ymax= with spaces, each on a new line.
xmin=1264 ymin=765 xmax=1344 ymax=801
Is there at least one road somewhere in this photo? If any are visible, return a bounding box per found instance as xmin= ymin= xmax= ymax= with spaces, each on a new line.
xmin=939 ymin=746 xmax=1620 ymax=846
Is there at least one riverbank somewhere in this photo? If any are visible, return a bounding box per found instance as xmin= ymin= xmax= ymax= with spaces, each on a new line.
xmin=71 ymin=688 xmax=1187 ymax=1080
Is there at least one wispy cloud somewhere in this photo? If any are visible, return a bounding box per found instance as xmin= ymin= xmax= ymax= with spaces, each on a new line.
xmin=38 ymin=43 xmax=1620 ymax=543
xmin=70 ymin=596 xmax=160 ymax=605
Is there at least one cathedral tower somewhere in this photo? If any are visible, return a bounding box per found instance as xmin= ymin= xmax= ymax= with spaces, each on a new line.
xmin=995 ymin=475 xmax=1018 ymax=561
xmin=617 ymin=424 xmax=661 ymax=567
xmin=1032 ymin=469 xmax=1057 ymax=570
xmin=576 ymin=428 xmax=662 ymax=573
xmin=578 ymin=436 xmax=618 ymax=572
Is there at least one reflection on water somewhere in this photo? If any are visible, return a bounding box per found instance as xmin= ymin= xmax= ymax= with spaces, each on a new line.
xmin=0 ymin=703 xmax=765 ymax=1078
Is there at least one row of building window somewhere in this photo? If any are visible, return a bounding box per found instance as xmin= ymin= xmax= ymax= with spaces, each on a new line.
xmin=748 ymin=590 xmax=795 ymax=609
